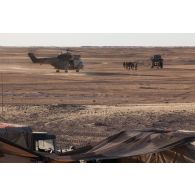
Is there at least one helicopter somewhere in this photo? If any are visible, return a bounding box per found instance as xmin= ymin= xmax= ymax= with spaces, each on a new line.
xmin=28 ymin=49 xmax=84 ymax=73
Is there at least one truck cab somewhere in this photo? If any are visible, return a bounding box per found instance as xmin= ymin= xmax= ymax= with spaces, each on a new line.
xmin=151 ymin=54 xmax=164 ymax=69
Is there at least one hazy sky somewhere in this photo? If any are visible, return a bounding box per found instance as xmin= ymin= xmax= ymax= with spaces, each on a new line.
xmin=1 ymin=33 xmax=195 ymax=47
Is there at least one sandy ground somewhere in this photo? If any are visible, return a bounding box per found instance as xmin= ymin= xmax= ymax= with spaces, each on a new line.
xmin=2 ymin=103 xmax=195 ymax=148
xmin=1 ymin=47 xmax=195 ymax=105
xmin=1 ymin=47 xmax=195 ymax=148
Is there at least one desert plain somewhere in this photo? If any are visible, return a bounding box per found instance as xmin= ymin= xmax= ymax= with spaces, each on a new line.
xmin=1 ymin=46 xmax=195 ymax=148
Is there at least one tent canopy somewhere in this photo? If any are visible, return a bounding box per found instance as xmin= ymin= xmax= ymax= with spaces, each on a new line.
xmin=52 ymin=129 xmax=195 ymax=162
xmin=0 ymin=123 xmax=33 ymax=149
xmin=0 ymin=125 xmax=195 ymax=162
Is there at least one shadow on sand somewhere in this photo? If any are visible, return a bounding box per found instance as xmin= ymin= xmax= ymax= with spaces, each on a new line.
xmin=86 ymin=72 xmax=166 ymax=77
xmin=86 ymin=72 xmax=132 ymax=76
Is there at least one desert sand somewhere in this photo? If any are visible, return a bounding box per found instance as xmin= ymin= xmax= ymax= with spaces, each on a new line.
xmin=1 ymin=46 xmax=195 ymax=148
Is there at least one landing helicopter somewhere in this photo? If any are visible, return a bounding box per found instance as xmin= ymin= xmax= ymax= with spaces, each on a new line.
xmin=28 ymin=49 xmax=84 ymax=73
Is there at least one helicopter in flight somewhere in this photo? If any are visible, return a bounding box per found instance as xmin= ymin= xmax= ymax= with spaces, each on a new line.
xmin=28 ymin=49 xmax=84 ymax=73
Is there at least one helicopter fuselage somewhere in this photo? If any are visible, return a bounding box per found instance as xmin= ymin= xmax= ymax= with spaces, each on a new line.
xmin=28 ymin=52 xmax=84 ymax=72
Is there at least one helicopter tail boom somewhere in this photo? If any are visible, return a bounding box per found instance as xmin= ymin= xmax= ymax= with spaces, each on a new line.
xmin=28 ymin=53 xmax=38 ymax=63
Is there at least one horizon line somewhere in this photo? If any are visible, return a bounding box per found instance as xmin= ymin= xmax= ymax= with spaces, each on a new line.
xmin=1 ymin=45 xmax=195 ymax=48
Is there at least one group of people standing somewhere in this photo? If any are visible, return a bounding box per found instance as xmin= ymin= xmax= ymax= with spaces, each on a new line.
xmin=123 ymin=62 xmax=138 ymax=70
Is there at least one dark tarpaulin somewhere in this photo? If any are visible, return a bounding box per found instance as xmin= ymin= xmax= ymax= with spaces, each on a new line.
xmin=0 ymin=128 xmax=195 ymax=163
xmin=51 ymin=129 xmax=195 ymax=162
xmin=0 ymin=123 xmax=33 ymax=149
xmin=0 ymin=136 xmax=47 ymax=162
